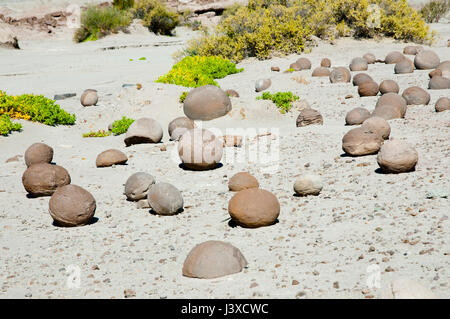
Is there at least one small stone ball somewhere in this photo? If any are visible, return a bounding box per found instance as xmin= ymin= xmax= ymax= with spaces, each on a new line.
xmin=312 ymin=67 xmax=331 ymax=77
xmin=80 ymin=89 xmax=98 ymax=107
xmin=228 ymin=172 xmax=259 ymax=192
xmin=371 ymin=104 xmax=403 ymax=120
xmin=293 ymin=174 xmax=322 ymax=196
xmin=255 ymin=78 xmax=272 ymax=92
xmin=295 ymin=57 xmax=312 ymax=70
xmin=428 ymin=69 xmax=442 ymax=78
xmin=345 ymin=107 xmax=371 ymax=125
xmin=385 ymin=51 xmax=405 ymax=64
xmin=342 ymin=127 xmax=384 ymax=156
xmin=24 ymin=142 xmax=53 ymax=167
xmin=329 ymin=67 xmax=351 ymax=83
xmin=124 ymin=117 xmax=163 ymax=146
xmin=428 ymin=76 xmax=450 ymax=90
xmin=363 ymin=53 xmax=376 ymax=64
xmin=402 ymin=86 xmax=430 ymax=105
xmin=22 ymin=163 xmax=71 ymax=197
xmin=168 ymin=116 xmax=196 ymax=141
xmin=349 ymin=57 xmax=368 ymax=71
xmin=361 ymin=116 xmax=391 ymax=140
xmin=96 ymin=149 xmax=128 ymax=167
xmin=352 ymin=73 xmax=373 ymax=86
xmin=147 ymin=182 xmax=183 ymax=215
xmin=377 ymin=140 xmax=418 ymax=173
xmin=296 ymin=108 xmax=323 ymax=127
xmin=435 ymin=97 xmax=450 ymax=112
xmin=124 ymin=172 xmax=156 ymax=201
xmin=414 ymin=50 xmax=440 ymax=70
xmin=394 ymin=58 xmax=414 ymax=74
xmin=358 ymin=81 xmax=379 ymax=97
xmin=184 ymin=85 xmax=232 ymax=120
xmin=379 ymin=80 xmax=400 ymax=95
xmin=375 ymin=93 xmax=407 ymax=117
xmin=321 ymin=58 xmax=331 ymax=67
xmin=403 ymin=45 xmax=423 ymax=55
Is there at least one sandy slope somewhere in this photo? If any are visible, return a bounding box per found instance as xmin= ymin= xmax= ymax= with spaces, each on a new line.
xmin=0 ymin=20 xmax=449 ymax=298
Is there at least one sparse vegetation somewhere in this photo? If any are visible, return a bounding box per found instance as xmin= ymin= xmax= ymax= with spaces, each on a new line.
xmin=0 ymin=115 xmax=22 ymax=136
xmin=156 ymin=56 xmax=243 ymax=88
xmin=113 ymin=0 xmax=135 ymax=11
xmin=179 ymin=91 xmax=189 ymax=103
xmin=111 ymin=116 xmax=135 ymax=135
xmin=257 ymin=91 xmax=300 ymax=113
xmin=133 ymin=0 xmax=179 ymax=35
xmin=420 ymin=0 xmax=450 ymax=23
xmin=82 ymin=130 xmax=112 ymax=138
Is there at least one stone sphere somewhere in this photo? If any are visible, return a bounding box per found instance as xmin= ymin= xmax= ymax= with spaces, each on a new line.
xmin=377 ymin=139 xmax=418 ymax=173
xmin=124 ymin=172 xmax=156 ymax=201
xmin=379 ymin=80 xmax=400 ymax=95
xmin=345 ymin=107 xmax=371 ymax=125
xmin=171 ymin=127 xmax=189 ymax=141
xmin=178 ymin=128 xmax=223 ymax=170
xmin=80 ymin=89 xmax=98 ymax=107
xmin=321 ymin=58 xmax=331 ymax=67
xmin=49 ymin=184 xmax=96 ymax=227
xmin=381 ymin=279 xmax=438 ymax=299
xmin=342 ymin=127 xmax=384 ymax=156
xmin=403 ymin=45 xmax=423 ymax=55
xmin=96 ymin=149 xmax=128 ymax=167
xmin=24 ymin=142 xmax=53 ymax=167
xmin=429 ymin=69 xmax=442 ymax=78
xmin=352 ymin=73 xmax=373 ymax=86
xmin=22 ymin=163 xmax=71 ymax=197
xmin=296 ymin=108 xmax=323 ymax=127
xmin=371 ymin=104 xmax=403 ymax=120
xmin=428 ymin=76 xmax=450 ymax=90
xmin=385 ymin=51 xmax=405 ymax=64
xmin=435 ymin=97 xmax=450 ymax=112
xmin=182 ymin=241 xmax=247 ymax=279
xmin=414 ymin=50 xmax=440 ymax=70
xmin=312 ymin=67 xmax=331 ymax=77
xmin=362 ymin=116 xmax=391 ymax=140
xmin=184 ymin=85 xmax=232 ymax=120
xmin=168 ymin=116 xmax=196 ymax=141
xmin=293 ymin=174 xmax=322 ymax=196
xmin=255 ymin=78 xmax=272 ymax=92
xmin=124 ymin=117 xmax=163 ymax=146
xmin=394 ymin=58 xmax=414 ymax=74
xmin=228 ymin=172 xmax=259 ymax=192
xmin=330 ymin=67 xmax=351 ymax=83
xmin=228 ymin=188 xmax=280 ymax=228
xmin=358 ymin=81 xmax=379 ymax=97
xmin=376 ymin=93 xmax=407 ymax=117
xmin=147 ymin=182 xmax=183 ymax=215
xmin=436 ymin=60 xmax=450 ymax=77
xmin=349 ymin=57 xmax=368 ymax=71
xmin=402 ymin=86 xmax=430 ymax=105
xmin=271 ymin=66 xmax=280 ymax=72
xmin=289 ymin=62 xmax=301 ymax=71
xmin=363 ymin=53 xmax=376 ymax=64
xmin=295 ymin=57 xmax=312 ymax=70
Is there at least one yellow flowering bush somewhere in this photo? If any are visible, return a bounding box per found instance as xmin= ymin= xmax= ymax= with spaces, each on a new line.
xmin=0 ymin=115 xmax=22 ymax=136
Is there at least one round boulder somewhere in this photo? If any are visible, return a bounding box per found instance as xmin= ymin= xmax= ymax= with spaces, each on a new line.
xmin=435 ymin=97 xmax=450 ymax=112
xmin=312 ymin=67 xmax=331 ymax=77
xmin=124 ymin=117 xmax=163 ymax=146
xmin=371 ymin=104 xmax=402 ymax=120
xmin=379 ymin=80 xmax=399 ymax=95
xmin=414 ymin=50 xmax=440 ymax=70
xmin=429 ymin=69 xmax=442 ymax=78
xmin=168 ymin=116 xmax=196 ymax=141
xmin=352 ymin=73 xmax=373 ymax=86
xmin=178 ymin=128 xmax=223 ymax=170
xmin=22 ymin=163 xmax=71 ymax=197
xmin=295 ymin=57 xmax=311 ymax=70
xmin=228 ymin=188 xmax=280 ymax=228
xmin=402 ymin=86 xmax=430 ymax=105
xmin=345 ymin=107 xmax=371 ymax=125
xmin=385 ymin=51 xmax=405 ymax=64
xmin=228 ymin=172 xmax=259 ymax=192
xmin=321 ymin=58 xmax=331 ymax=68
xmin=377 ymin=139 xmax=418 ymax=173
xmin=329 ymin=67 xmax=351 ymax=83
xmin=296 ymin=108 xmax=323 ymax=127
xmin=358 ymin=81 xmax=379 ymax=97
xmin=403 ymin=45 xmax=423 ymax=55
xmin=376 ymin=93 xmax=407 ymax=117
xmin=255 ymin=78 xmax=271 ymax=92
xmin=289 ymin=62 xmax=301 ymax=71
xmin=124 ymin=172 xmax=156 ymax=201
xmin=342 ymin=127 xmax=383 ymax=156
xmin=394 ymin=58 xmax=414 ymax=74
xmin=349 ymin=57 xmax=368 ymax=71
xmin=429 ymin=76 xmax=450 ymax=90
xmin=80 ymin=89 xmax=98 ymax=107
xmin=96 ymin=149 xmax=128 ymax=167
xmin=24 ymin=142 xmax=53 ymax=167
xmin=147 ymin=182 xmax=183 ymax=215
xmin=363 ymin=53 xmax=376 ymax=64
xmin=436 ymin=60 xmax=450 ymax=77
xmin=182 ymin=241 xmax=247 ymax=279
xmin=184 ymin=85 xmax=232 ymax=120
xmin=361 ymin=117 xmax=391 ymax=140
xmin=49 ymin=184 xmax=96 ymax=227
xmin=293 ymin=174 xmax=322 ymax=196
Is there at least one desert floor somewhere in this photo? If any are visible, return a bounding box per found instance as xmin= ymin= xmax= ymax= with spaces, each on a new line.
xmin=0 ymin=19 xmax=449 ymax=298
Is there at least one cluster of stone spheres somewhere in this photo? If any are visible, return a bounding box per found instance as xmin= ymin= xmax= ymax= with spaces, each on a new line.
xmin=19 ymin=45 xmax=447 ymax=294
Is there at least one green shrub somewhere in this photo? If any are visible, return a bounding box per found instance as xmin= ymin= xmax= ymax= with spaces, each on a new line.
xmin=179 ymin=91 xmax=188 ymax=103
xmin=111 ymin=116 xmax=135 ymax=135
xmin=185 ymin=0 xmax=433 ymax=62
xmin=420 ymin=0 xmax=450 ymax=23
xmin=0 ymin=91 xmax=76 ymax=126
xmin=133 ymin=0 xmax=179 ymax=35
xmin=113 ymin=0 xmax=135 ymax=10
xmin=0 ymin=115 xmax=22 ymax=136
xmin=156 ymin=55 xmax=243 ymax=87
xmin=82 ymin=130 xmax=111 ymax=138
xmin=256 ymin=91 xmax=299 ymax=113
xmin=74 ymin=6 xmax=132 ymax=43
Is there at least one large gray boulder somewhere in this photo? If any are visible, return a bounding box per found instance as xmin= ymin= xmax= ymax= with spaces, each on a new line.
xmin=183 ymin=85 xmax=232 ymax=120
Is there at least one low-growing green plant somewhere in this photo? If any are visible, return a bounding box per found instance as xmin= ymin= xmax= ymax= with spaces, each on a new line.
xmin=74 ymin=5 xmax=132 ymax=43
xmin=0 ymin=115 xmax=22 ymax=136
xmin=284 ymin=68 xmax=296 ymax=73
xmin=133 ymin=0 xmax=179 ymax=35
xmin=420 ymin=0 xmax=449 ymax=23
xmin=179 ymin=91 xmax=188 ymax=103
xmin=156 ymin=55 xmax=243 ymax=87
xmin=256 ymin=91 xmax=300 ymax=113
xmin=82 ymin=130 xmax=112 ymax=138
xmin=111 ymin=116 xmax=135 ymax=135
xmin=0 ymin=91 xmax=76 ymax=126
xmin=113 ymin=0 xmax=135 ymax=10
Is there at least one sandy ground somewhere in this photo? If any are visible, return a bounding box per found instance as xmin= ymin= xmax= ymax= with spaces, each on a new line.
xmin=0 ymin=14 xmax=449 ymax=299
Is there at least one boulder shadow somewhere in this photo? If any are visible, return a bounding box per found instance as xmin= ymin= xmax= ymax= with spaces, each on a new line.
xmin=52 ymin=217 xmax=99 ymax=227
xmin=374 ymin=167 xmax=415 ymax=174
xmin=228 ymin=218 xmax=279 ymax=228
xmin=149 ymin=208 xmax=184 ymax=216
xmin=178 ymin=163 xmax=223 ymax=171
